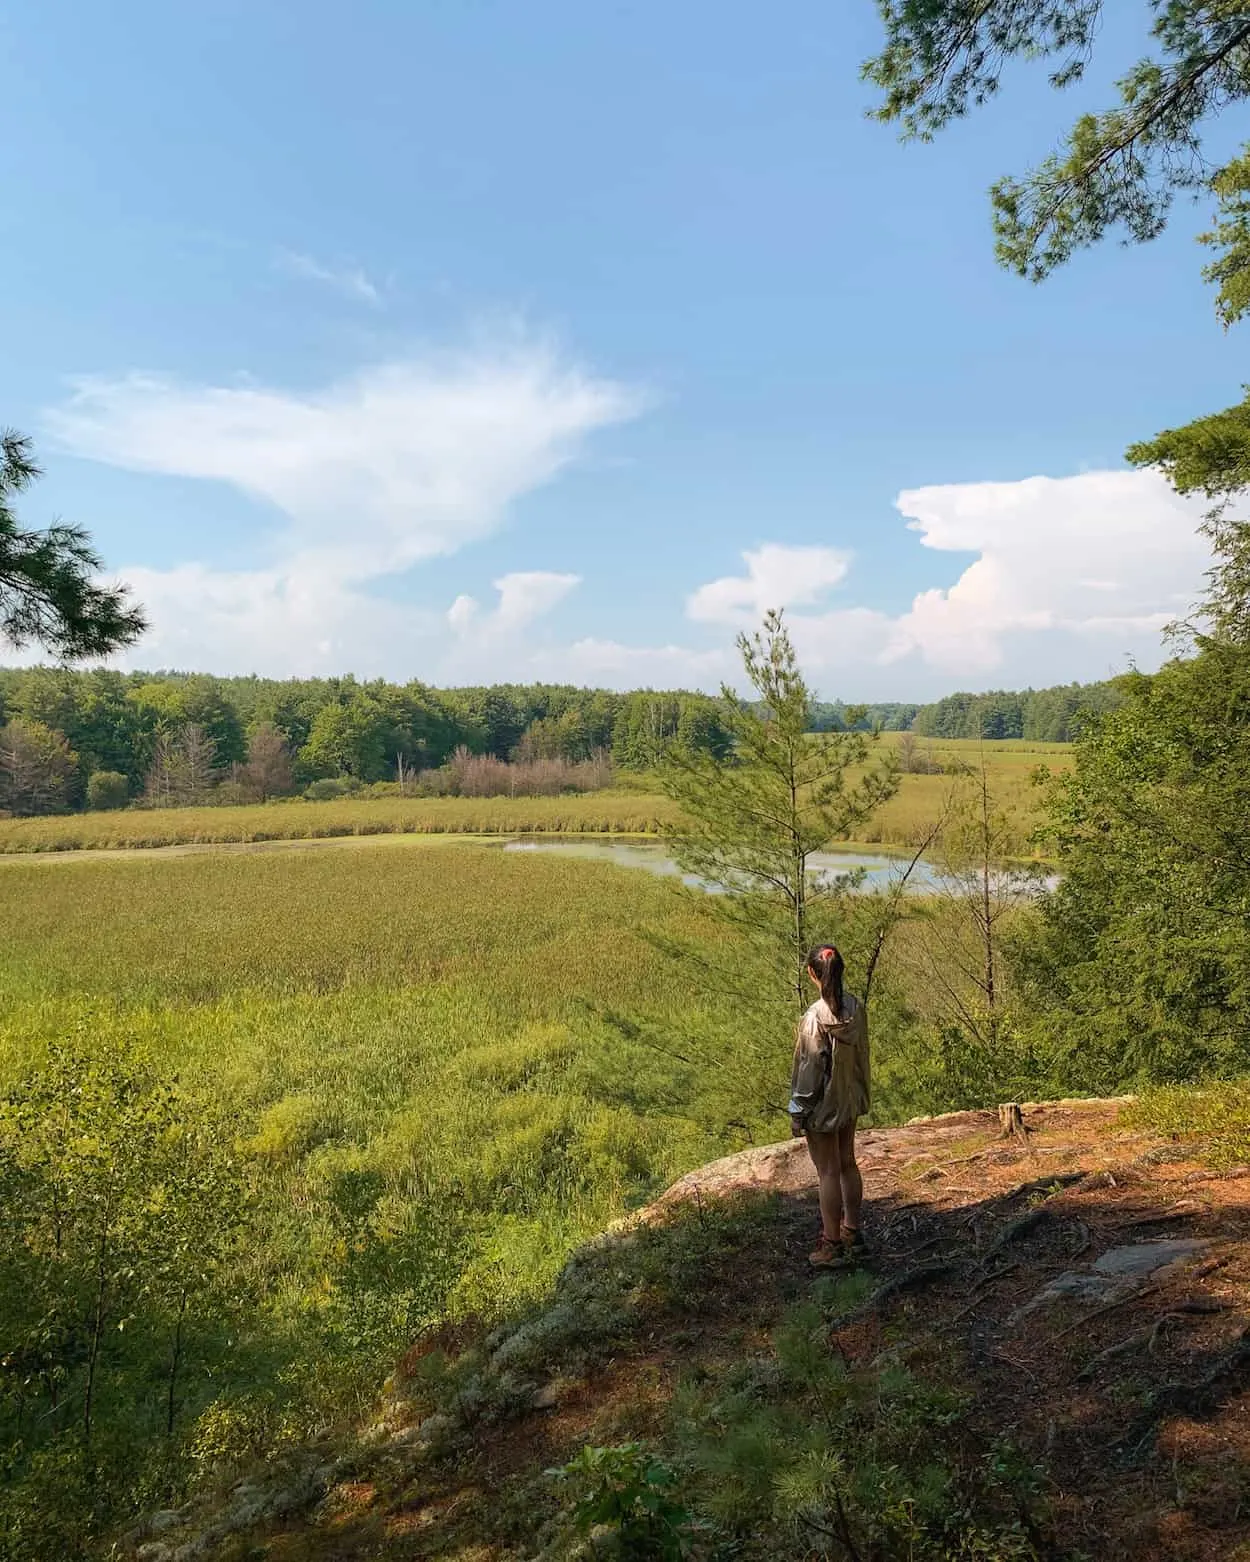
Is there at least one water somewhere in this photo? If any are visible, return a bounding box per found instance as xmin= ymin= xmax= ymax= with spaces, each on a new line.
xmin=499 ymin=837 xmax=956 ymax=893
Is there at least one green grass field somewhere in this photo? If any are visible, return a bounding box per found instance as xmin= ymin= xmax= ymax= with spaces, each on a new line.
xmin=0 ymin=736 xmax=1069 ymax=856
xmin=0 ymin=842 xmax=727 ymax=1393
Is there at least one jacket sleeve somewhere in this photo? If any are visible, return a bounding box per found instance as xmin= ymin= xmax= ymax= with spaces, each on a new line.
xmin=787 ymin=1016 xmax=827 ymax=1132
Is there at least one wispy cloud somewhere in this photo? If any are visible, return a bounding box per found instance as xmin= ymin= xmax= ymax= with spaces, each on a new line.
xmin=274 ymin=248 xmax=383 ymax=305
xmin=45 ymin=337 xmax=643 ymax=677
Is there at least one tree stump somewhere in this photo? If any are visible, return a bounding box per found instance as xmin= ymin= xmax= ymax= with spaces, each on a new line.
xmin=998 ymin=1102 xmax=1026 ymax=1139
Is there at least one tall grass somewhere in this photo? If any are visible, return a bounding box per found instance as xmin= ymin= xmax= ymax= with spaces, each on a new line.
xmin=0 ymin=789 xmax=681 ymax=853
xmin=0 ymin=843 xmax=739 ymax=1549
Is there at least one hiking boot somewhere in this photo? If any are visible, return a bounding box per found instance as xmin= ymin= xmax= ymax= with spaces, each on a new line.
xmin=841 ymin=1228 xmax=869 ymax=1262
xmin=807 ymin=1239 xmax=844 ymax=1268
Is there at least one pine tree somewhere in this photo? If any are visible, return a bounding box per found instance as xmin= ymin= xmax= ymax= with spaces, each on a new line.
xmin=661 ymin=610 xmax=898 ymax=1012
xmin=0 ymin=430 xmax=145 ymax=657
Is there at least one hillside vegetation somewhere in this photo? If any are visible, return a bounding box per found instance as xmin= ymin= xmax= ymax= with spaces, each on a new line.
xmin=124 ymin=1096 xmax=1250 ymax=1562
xmin=0 ymin=844 xmax=728 ymax=1557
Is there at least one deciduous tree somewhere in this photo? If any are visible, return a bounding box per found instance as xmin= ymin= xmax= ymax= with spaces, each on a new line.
xmin=241 ymin=721 xmax=294 ymax=800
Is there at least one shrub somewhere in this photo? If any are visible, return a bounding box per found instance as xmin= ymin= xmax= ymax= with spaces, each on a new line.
xmin=548 ymin=1443 xmax=693 ymax=1560
xmin=304 ymin=777 xmax=360 ymax=801
xmin=85 ymin=770 xmax=129 ymax=811
xmin=1123 ymin=1080 xmax=1250 ymax=1168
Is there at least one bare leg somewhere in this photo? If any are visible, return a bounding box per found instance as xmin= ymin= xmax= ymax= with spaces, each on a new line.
xmin=837 ymin=1120 xmax=863 ymax=1235
xmin=806 ymin=1132 xmax=843 ymax=1243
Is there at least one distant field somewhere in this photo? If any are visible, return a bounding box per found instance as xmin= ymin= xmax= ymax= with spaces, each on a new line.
xmin=0 ymin=789 xmax=682 ymax=852
xmin=0 ymin=736 xmax=1070 ymax=856
xmin=866 ymin=733 xmax=1070 ymax=857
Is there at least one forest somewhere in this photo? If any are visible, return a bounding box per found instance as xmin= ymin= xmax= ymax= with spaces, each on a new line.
xmin=0 ymin=664 xmax=1110 ymax=818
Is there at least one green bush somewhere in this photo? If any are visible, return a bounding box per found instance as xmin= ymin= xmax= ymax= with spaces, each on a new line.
xmin=548 ymin=1443 xmax=693 ymax=1560
xmin=303 ymin=776 xmax=360 ymax=801
xmin=85 ymin=770 xmax=130 ymax=811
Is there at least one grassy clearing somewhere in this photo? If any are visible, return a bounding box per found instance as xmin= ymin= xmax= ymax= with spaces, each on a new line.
xmin=0 ymin=844 xmax=736 ymax=1375
xmin=0 ymin=737 xmax=1068 ymax=857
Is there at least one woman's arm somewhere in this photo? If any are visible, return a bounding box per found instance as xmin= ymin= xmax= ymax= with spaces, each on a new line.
xmin=787 ymin=1018 xmax=827 ymax=1133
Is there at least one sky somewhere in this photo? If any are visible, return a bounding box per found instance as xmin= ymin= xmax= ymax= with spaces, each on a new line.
xmin=0 ymin=2 xmax=1239 ymax=700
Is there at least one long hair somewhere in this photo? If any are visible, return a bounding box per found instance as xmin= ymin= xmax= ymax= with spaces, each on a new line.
xmin=807 ymin=943 xmax=844 ymax=1015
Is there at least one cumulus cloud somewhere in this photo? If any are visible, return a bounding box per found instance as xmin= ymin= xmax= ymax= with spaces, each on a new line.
xmin=694 ymin=468 xmax=1213 ymax=697
xmin=37 ymin=352 xmax=1215 ymax=698
xmin=448 ymin=571 xmax=581 ymax=637
xmin=275 ymin=249 xmax=382 ymax=305
xmin=878 ymin=469 xmax=1209 ymax=674
xmin=687 ymin=543 xmax=851 ymax=626
xmin=536 ymin=468 xmax=1208 ymax=700
xmin=44 ymin=341 xmax=642 ymax=677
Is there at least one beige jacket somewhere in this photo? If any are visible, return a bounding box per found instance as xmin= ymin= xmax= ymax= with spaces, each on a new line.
xmin=787 ymin=992 xmax=870 ymax=1134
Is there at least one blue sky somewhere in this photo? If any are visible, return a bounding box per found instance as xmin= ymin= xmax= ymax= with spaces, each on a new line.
xmin=0 ymin=2 xmax=1236 ymax=697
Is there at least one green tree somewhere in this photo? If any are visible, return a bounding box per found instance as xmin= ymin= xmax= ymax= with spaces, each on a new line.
xmin=129 ymin=675 xmax=244 ymax=767
xmin=0 ymin=431 xmax=145 ymax=658
xmin=1027 ymin=646 xmax=1250 ymax=1088
xmin=661 ymin=610 xmax=898 ymax=1012
xmin=85 ymin=770 xmax=129 ymax=811
xmin=13 ymin=667 xmax=150 ymax=789
xmin=299 ymin=695 xmax=391 ymax=780
xmin=864 ymin=3 xmax=1250 ymax=282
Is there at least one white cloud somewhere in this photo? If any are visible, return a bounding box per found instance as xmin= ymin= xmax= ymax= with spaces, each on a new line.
xmin=275 ymin=249 xmax=382 ymax=305
xmin=583 ymin=467 xmax=1213 ymax=700
xmin=687 ymin=543 xmax=851 ymax=626
xmin=877 ymin=469 xmax=1208 ymax=674
xmin=529 ymin=637 xmax=733 ymax=687
xmin=448 ymin=571 xmax=581 ymax=637
xmin=36 ymin=355 xmax=1216 ymax=700
xmin=734 ymin=468 xmax=1213 ymax=696
xmin=50 ymin=350 xmax=640 ymax=582
xmin=44 ymin=340 xmax=642 ymax=677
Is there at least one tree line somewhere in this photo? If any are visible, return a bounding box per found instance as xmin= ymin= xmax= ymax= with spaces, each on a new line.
xmin=0 ymin=665 xmax=1122 ymax=817
xmin=910 ymin=682 xmax=1122 ymax=742
xmin=0 ymin=668 xmax=742 ymax=815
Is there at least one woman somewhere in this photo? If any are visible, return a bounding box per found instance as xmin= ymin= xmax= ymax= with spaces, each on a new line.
xmin=788 ymin=944 xmax=870 ymax=1267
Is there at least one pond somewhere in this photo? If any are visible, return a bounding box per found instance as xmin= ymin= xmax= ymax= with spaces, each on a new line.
xmin=500 ymin=837 xmax=954 ymax=893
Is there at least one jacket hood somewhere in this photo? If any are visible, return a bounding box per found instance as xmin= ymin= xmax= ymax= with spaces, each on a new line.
xmin=811 ymin=993 xmax=859 ymax=1037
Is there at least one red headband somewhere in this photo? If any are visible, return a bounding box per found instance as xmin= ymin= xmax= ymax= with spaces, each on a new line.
xmin=820 ymin=946 xmax=836 ymax=959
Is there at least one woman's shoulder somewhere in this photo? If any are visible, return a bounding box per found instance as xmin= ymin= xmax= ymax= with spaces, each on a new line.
xmin=799 ymin=998 xmax=828 ymax=1031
